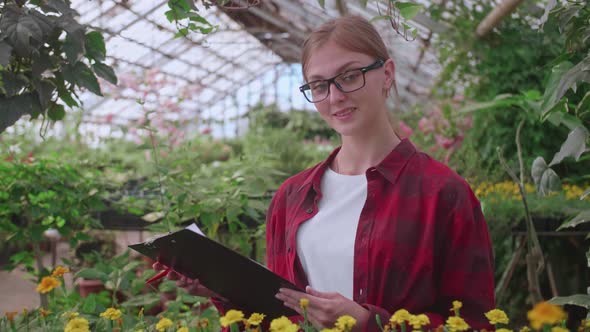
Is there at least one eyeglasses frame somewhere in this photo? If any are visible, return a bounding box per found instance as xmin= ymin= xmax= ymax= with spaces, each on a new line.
xmin=299 ymin=59 xmax=386 ymax=103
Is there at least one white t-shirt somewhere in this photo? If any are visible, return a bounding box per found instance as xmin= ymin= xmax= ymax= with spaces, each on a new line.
xmin=296 ymin=167 xmax=367 ymax=299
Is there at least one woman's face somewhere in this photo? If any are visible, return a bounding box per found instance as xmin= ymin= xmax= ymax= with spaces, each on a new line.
xmin=304 ymin=39 xmax=394 ymax=137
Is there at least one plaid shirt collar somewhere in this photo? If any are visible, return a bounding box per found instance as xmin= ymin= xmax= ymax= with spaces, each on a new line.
xmin=296 ymin=138 xmax=417 ymax=193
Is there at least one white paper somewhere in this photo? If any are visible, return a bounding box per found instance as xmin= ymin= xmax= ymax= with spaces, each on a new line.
xmin=185 ymin=223 xmax=206 ymax=236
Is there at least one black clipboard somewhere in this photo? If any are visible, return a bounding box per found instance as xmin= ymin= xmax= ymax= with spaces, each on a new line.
xmin=129 ymin=228 xmax=302 ymax=318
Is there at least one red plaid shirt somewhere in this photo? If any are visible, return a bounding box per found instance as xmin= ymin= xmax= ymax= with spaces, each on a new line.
xmin=265 ymin=139 xmax=495 ymax=331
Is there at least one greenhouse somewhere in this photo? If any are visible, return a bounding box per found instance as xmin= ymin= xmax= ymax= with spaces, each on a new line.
xmin=0 ymin=0 xmax=588 ymax=331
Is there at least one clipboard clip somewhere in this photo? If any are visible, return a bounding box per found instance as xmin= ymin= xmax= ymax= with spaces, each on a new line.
xmin=146 ymin=267 xmax=171 ymax=284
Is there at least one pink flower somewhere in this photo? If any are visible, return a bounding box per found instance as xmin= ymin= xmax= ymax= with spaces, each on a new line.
xmin=397 ymin=121 xmax=413 ymax=138
xmin=418 ymin=117 xmax=434 ymax=133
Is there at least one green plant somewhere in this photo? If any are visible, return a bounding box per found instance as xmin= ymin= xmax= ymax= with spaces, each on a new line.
xmin=528 ymin=0 xmax=590 ymax=316
xmin=427 ymin=0 xmax=573 ymax=182
xmin=0 ymin=0 xmax=117 ymax=134
xmin=0 ymin=159 xmax=106 ymax=306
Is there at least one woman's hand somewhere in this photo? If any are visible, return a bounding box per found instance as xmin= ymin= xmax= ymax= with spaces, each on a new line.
xmin=152 ymin=262 xmax=227 ymax=300
xmin=276 ymin=286 xmax=370 ymax=332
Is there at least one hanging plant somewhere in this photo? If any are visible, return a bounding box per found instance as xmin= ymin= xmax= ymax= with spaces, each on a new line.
xmin=0 ymin=0 xmax=117 ymax=134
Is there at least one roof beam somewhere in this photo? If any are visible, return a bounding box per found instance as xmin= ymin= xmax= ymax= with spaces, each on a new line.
xmin=476 ymin=0 xmax=525 ymax=37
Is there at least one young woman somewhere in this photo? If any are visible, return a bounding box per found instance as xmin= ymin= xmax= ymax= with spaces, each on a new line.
xmin=268 ymin=15 xmax=495 ymax=332
xmin=160 ymin=15 xmax=495 ymax=332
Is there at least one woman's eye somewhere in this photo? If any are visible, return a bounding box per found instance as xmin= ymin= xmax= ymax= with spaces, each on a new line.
xmin=342 ymin=73 xmax=360 ymax=81
xmin=311 ymin=83 xmax=328 ymax=91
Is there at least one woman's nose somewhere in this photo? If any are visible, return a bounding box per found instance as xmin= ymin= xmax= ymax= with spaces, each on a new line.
xmin=328 ymin=82 xmax=346 ymax=103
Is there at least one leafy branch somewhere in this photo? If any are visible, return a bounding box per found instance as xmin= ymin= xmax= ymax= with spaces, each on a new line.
xmin=0 ymin=0 xmax=117 ymax=134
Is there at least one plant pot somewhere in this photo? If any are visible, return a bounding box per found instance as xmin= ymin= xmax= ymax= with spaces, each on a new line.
xmin=78 ymin=278 xmax=106 ymax=297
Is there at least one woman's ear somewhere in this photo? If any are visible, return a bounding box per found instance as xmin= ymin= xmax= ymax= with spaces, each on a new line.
xmin=383 ymin=58 xmax=396 ymax=90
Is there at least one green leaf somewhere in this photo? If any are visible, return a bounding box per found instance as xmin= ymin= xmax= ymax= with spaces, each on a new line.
xmin=543 ymin=55 xmax=590 ymax=115
xmin=44 ymin=0 xmax=75 ymax=15
xmin=549 ymin=294 xmax=590 ymax=309
xmin=32 ymin=79 xmax=55 ymax=109
xmin=546 ymin=111 xmax=583 ymax=130
xmin=457 ymin=94 xmax=515 ymax=113
xmin=75 ymin=268 xmax=107 ymax=281
xmin=92 ymin=62 xmax=117 ymax=85
xmin=63 ymin=62 xmax=102 ymax=96
xmin=0 ymin=93 xmax=42 ymax=133
xmin=549 ymin=127 xmax=589 ymax=166
xmin=317 ymin=0 xmax=325 ymax=8
xmin=581 ymin=188 xmax=590 ymax=200
xmin=120 ymin=293 xmax=160 ymax=308
xmin=31 ymin=52 xmax=53 ymax=77
xmin=48 ymin=103 xmax=65 ymax=120
xmin=54 ymin=72 xmax=79 ymax=108
xmin=395 ymin=2 xmax=423 ymax=21
xmin=360 ymin=0 xmax=368 ymax=8
xmin=63 ymin=33 xmax=84 ymax=63
xmin=0 ymin=41 xmax=13 ymax=66
xmin=60 ymin=19 xmax=86 ymax=62
xmin=1 ymin=71 xmax=29 ymax=97
xmin=81 ymin=293 xmax=97 ymax=313
xmin=541 ymin=61 xmax=573 ymax=115
xmin=0 ymin=6 xmax=43 ymax=56
xmin=576 ymin=91 xmax=590 ymax=114
xmin=587 ymin=248 xmax=590 ymax=268
xmin=85 ymin=31 xmax=106 ymax=62
xmin=531 ymin=157 xmax=561 ymax=196
xmin=539 ymin=0 xmax=557 ymax=27
xmin=557 ymin=209 xmax=590 ymax=231
xmin=370 ymin=15 xmax=393 ymax=23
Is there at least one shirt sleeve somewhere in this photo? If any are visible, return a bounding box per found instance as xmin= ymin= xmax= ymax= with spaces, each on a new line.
xmin=434 ymin=179 xmax=495 ymax=330
xmin=362 ymin=178 xmax=495 ymax=332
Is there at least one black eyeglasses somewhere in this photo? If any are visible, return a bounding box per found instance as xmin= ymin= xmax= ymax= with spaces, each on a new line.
xmin=299 ymin=59 xmax=385 ymax=103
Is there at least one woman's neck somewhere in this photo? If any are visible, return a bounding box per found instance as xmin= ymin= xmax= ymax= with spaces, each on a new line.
xmin=335 ymin=121 xmax=401 ymax=175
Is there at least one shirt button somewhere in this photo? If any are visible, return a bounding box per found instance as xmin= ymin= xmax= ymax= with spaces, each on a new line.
xmin=306 ymin=208 xmax=313 ymax=214
xmin=287 ymin=247 xmax=292 ymax=253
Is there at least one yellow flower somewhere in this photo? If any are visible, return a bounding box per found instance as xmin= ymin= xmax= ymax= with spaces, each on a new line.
xmin=335 ymin=315 xmax=357 ymax=331
xmin=269 ymin=316 xmax=299 ymax=332
xmin=300 ymin=298 xmax=310 ymax=310
xmin=409 ymin=314 xmax=430 ymax=329
xmin=485 ymin=309 xmax=510 ymax=325
xmin=446 ymin=316 xmax=470 ymax=332
xmin=390 ymin=309 xmax=412 ymax=325
xmin=321 ymin=329 xmax=341 ymax=332
xmin=177 ymin=328 xmax=189 ymax=332
xmin=496 ymin=329 xmax=513 ymax=332
xmin=52 ymin=266 xmax=70 ymax=277
xmin=451 ymin=301 xmax=463 ymax=314
xmin=527 ymin=302 xmax=567 ymax=330
xmin=156 ymin=317 xmax=174 ymax=332
xmin=39 ymin=308 xmax=50 ymax=318
xmin=247 ymin=313 xmax=265 ymax=326
xmin=220 ymin=310 xmax=245 ymax=328
xmin=519 ymin=327 xmax=531 ymax=332
xmin=100 ymin=308 xmax=122 ymax=320
xmin=64 ymin=317 xmax=90 ymax=332
xmin=199 ymin=318 xmax=210 ymax=328
xmin=61 ymin=311 xmax=79 ymax=320
xmin=551 ymin=328 xmax=569 ymax=332
xmin=36 ymin=276 xmax=61 ymax=293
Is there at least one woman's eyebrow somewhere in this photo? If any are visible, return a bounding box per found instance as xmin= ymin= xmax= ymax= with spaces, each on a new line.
xmin=308 ymin=60 xmax=363 ymax=81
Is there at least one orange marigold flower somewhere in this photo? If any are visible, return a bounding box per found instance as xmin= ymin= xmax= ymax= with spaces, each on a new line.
xmin=51 ymin=266 xmax=69 ymax=277
xmin=527 ymin=302 xmax=567 ymax=330
xmin=36 ymin=276 xmax=61 ymax=294
xmin=5 ymin=311 xmax=17 ymax=323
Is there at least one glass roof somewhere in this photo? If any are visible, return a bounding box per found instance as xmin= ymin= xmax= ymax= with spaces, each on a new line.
xmin=67 ymin=0 xmax=441 ymax=140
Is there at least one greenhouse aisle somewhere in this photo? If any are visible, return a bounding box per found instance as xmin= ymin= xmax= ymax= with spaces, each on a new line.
xmin=0 ymin=231 xmax=143 ymax=315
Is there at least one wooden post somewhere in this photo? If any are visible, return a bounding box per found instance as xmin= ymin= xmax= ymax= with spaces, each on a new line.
xmin=476 ymin=0 xmax=525 ymax=37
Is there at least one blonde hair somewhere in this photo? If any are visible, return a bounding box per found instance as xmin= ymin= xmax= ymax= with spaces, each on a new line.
xmin=301 ymin=15 xmax=391 ymax=81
